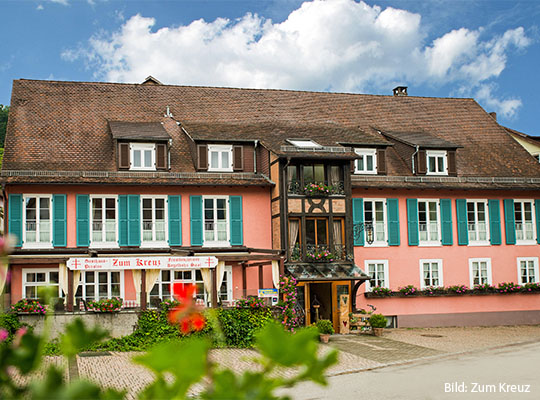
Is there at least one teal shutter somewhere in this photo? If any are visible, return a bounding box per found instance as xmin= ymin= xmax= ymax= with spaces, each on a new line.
xmin=503 ymin=199 xmax=516 ymax=245
xmin=190 ymin=196 xmax=203 ymax=246
xmin=128 ymin=195 xmax=140 ymax=246
xmin=535 ymin=200 xmax=540 ymax=245
xmin=229 ymin=196 xmax=243 ymax=246
xmin=455 ymin=199 xmax=468 ymax=245
xmin=118 ymin=196 xmax=128 ymax=246
xmin=76 ymin=195 xmax=90 ymax=247
xmin=8 ymin=194 xmax=23 ymax=248
xmin=386 ymin=198 xmax=400 ymax=246
xmin=52 ymin=194 xmax=67 ymax=247
xmin=440 ymin=199 xmax=453 ymax=245
xmin=406 ymin=199 xmax=419 ymax=246
xmin=352 ymin=198 xmax=364 ymax=246
xmin=168 ymin=195 xmax=182 ymax=246
xmin=488 ymin=200 xmax=502 ymax=245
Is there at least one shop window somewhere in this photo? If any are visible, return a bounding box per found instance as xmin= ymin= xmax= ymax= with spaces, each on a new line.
xmin=75 ymin=270 xmax=122 ymax=303
xmin=23 ymin=268 xmax=61 ymax=299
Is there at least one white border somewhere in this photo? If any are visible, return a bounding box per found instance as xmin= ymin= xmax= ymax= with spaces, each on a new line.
xmin=466 ymin=199 xmax=490 ymax=246
xmin=419 ymin=259 xmax=443 ymax=289
xmin=354 ymin=148 xmax=377 ymax=175
xmin=22 ymin=194 xmax=53 ymax=249
xmin=364 ymin=260 xmax=389 ymax=291
xmin=425 ymin=150 xmax=448 ymax=176
xmin=363 ymin=198 xmax=388 ymax=247
xmin=417 ymin=199 xmax=442 ymax=247
xmin=207 ymin=144 xmax=233 ymax=172
xmin=514 ymin=199 xmax=537 ymax=245
xmin=468 ymin=258 xmax=492 ymax=287
xmin=22 ymin=267 xmax=62 ymax=298
xmin=140 ymin=195 xmax=169 ymax=248
xmin=202 ymin=195 xmax=230 ymax=247
xmin=130 ymin=143 xmax=156 ymax=171
xmin=516 ymin=257 xmax=539 ymax=284
xmin=89 ymin=195 xmax=119 ymax=249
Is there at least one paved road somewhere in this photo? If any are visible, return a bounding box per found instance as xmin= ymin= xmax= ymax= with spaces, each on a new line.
xmin=280 ymin=340 xmax=540 ymax=400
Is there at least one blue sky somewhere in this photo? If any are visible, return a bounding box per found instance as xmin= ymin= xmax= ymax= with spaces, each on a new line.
xmin=1 ymin=0 xmax=539 ymax=136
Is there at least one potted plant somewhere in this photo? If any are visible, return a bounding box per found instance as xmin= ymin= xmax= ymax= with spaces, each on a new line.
xmin=315 ymin=319 xmax=334 ymax=343
xmin=368 ymin=313 xmax=387 ymax=336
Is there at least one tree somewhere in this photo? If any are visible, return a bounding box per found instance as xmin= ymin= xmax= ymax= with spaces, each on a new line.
xmin=0 ymin=105 xmax=9 ymax=148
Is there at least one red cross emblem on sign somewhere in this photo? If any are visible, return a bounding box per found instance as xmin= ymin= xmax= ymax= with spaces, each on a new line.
xmin=206 ymin=257 xmax=213 ymax=268
xmin=72 ymin=259 xmax=81 ymax=269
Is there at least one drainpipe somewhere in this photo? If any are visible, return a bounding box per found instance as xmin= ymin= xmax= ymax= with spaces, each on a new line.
xmin=2 ymin=183 xmax=6 ymax=237
xmin=253 ymin=140 xmax=258 ymax=173
xmin=411 ymin=145 xmax=420 ymax=174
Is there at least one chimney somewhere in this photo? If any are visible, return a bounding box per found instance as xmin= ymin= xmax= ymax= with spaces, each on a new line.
xmin=393 ymin=86 xmax=408 ymax=96
xmin=489 ymin=112 xmax=497 ymax=121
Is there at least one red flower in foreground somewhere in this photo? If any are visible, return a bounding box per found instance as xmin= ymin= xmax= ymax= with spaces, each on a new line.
xmin=167 ymin=283 xmax=206 ymax=334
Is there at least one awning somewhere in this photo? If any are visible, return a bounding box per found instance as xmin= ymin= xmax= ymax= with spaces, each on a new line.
xmin=285 ymin=262 xmax=369 ymax=281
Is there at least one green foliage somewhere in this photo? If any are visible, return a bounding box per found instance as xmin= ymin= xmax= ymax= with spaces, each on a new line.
xmin=0 ymin=104 xmax=8 ymax=148
xmin=10 ymin=299 xmax=47 ymax=314
xmin=315 ymin=319 xmax=334 ymax=335
xmin=216 ymin=307 xmax=273 ymax=347
xmin=0 ymin=313 xmax=22 ymax=342
xmin=370 ymin=286 xmax=392 ymax=296
xmin=277 ymin=275 xmax=301 ymax=331
xmin=368 ymin=313 xmax=387 ymax=328
xmin=87 ymin=297 xmax=123 ymax=312
xmin=398 ymin=285 xmax=418 ymax=296
xmin=59 ymin=318 xmax=109 ymax=359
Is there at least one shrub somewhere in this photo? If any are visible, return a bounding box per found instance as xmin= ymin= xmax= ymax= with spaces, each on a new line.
xmin=216 ymin=307 xmax=273 ymax=347
xmin=368 ymin=313 xmax=387 ymax=328
xmin=398 ymin=285 xmax=418 ymax=296
xmin=10 ymin=299 xmax=47 ymax=314
xmin=315 ymin=319 xmax=334 ymax=335
xmin=370 ymin=286 xmax=392 ymax=296
xmin=86 ymin=297 xmax=123 ymax=312
xmin=0 ymin=313 xmax=22 ymax=343
xmin=235 ymin=297 xmax=265 ymax=308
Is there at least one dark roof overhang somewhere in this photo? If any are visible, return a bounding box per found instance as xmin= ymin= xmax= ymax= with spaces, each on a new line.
xmin=109 ymin=121 xmax=171 ymax=140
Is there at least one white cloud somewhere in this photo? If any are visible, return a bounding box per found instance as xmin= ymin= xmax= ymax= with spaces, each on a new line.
xmin=50 ymin=0 xmax=70 ymax=5
xmin=65 ymin=0 xmax=531 ymax=117
xmin=475 ymin=83 xmax=522 ymax=119
xmin=36 ymin=4 xmax=44 ymax=10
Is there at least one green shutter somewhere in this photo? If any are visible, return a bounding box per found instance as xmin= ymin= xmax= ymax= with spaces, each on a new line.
xmin=190 ymin=196 xmax=203 ymax=246
xmin=76 ymin=195 xmax=90 ymax=247
xmin=8 ymin=194 xmax=22 ymax=248
xmin=352 ymin=198 xmax=364 ymax=246
xmin=52 ymin=194 xmax=67 ymax=247
xmin=386 ymin=198 xmax=400 ymax=246
xmin=118 ymin=195 xmax=128 ymax=246
xmin=229 ymin=196 xmax=243 ymax=246
xmin=440 ymin=199 xmax=453 ymax=245
xmin=503 ymin=199 xmax=516 ymax=245
xmin=406 ymin=199 xmax=419 ymax=246
xmin=535 ymin=200 xmax=540 ymax=245
xmin=455 ymin=199 xmax=468 ymax=245
xmin=168 ymin=195 xmax=182 ymax=246
xmin=128 ymin=195 xmax=140 ymax=246
xmin=488 ymin=200 xmax=502 ymax=245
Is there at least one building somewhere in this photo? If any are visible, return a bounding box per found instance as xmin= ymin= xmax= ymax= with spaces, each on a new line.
xmin=504 ymin=124 xmax=540 ymax=162
xmin=2 ymin=78 xmax=539 ymax=328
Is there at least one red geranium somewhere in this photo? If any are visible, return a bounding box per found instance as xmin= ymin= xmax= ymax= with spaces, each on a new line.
xmin=167 ymin=282 xmax=206 ymax=334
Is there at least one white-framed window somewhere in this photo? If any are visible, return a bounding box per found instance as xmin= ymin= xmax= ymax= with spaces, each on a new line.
xmin=208 ymin=144 xmax=233 ymax=172
xmin=90 ymin=195 xmax=118 ymax=248
xmin=363 ymin=199 xmax=387 ymax=246
xmin=130 ymin=143 xmax=156 ymax=171
xmin=514 ymin=200 xmax=536 ymax=244
xmin=203 ymin=196 xmax=229 ymax=246
xmin=287 ymin=139 xmax=321 ymax=148
xmin=22 ymin=268 xmax=61 ymax=299
xmin=22 ymin=194 xmax=52 ymax=248
xmin=418 ymin=199 xmax=440 ymax=245
xmin=75 ymin=270 xmax=123 ymax=302
xmin=469 ymin=258 xmax=492 ymax=286
xmin=365 ymin=260 xmax=389 ymax=291
xmin=467 ymin=200 xmax=489 ymax=244
xmin=420 ymin=259 xmax=443 ymax=288
xmin=354 ymin=148 xmax=377 ymax=174
xmin=141 ymin=196 xmax=167 ymax=247
xmin=426 ymin=150 xmax=447 ymax=175
xmin=517 ymin=257 xmax=539 ymax=284
xmin=149 ymin=266 xmax=233 ymax=307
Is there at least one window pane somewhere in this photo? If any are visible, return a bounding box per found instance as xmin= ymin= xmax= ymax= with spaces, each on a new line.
xmin=36 ymin=273 xmax=46 ymax=282
xmin=133 ymin=150 xmax=141 ymax=167
xmin=98 ymin=272 xmax=108 ymax=284
xmin=50 ymin=271 xmax=59 ymax=283
xmin=437 ymin=156 xmax=444 ymax=172
xmin=222 ymin=151 xmax=229 ymax=169
xmin=144 ymin=150 xmax=152 ymax=167
xmin=26 ymin=273 xmax=36 ymax=282
xmin=366 ymin=155 xmax=373 ymax=171
xmin=428 ymin=157 xmax=435 ymax=172
xmin=314 ymin=164 xmax=325 ymax=182
xmin=306 ymin=219 xmax=316 ymax=244
xmin=316 ymin=220 xmax=327 ymax=245
xmin=26 ymin=286 xmax=36 ymax=299
xmin=111 ymin=272 xmax=120 ymax=284
xmin=304 ymin=166 xmax=313 ymax=183
xmin=358 ymin=156 xmax=364 ymax=171
xmin=210 ymin=151 xmax=219 ymax=168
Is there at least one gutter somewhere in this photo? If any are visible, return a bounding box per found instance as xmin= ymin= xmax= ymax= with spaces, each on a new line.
xmin=411 ymin=145 xmax=419 ymax=175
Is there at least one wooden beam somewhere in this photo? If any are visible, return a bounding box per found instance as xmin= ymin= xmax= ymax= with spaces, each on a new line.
xmin=244 ymin=261 xmax=272 ymax=268
xmin=279 ymin=257 xmax=285 ymax=277
xmin=67 ymin=268 xmax=74 ymax=312
xmin=211 ymin=268 xmax=218 ymax=308
xmin=258 ymin=265 xmax=263 ymax=289
xmin=141 ymin=269 xmax=147 ymax=310
xmin=9 ymin=258 xmax=68 ymax=265
xmin=242 ymin=262 xmax=247 ymax=296
xmin=217 ymin=254 xmax=282 ymax=262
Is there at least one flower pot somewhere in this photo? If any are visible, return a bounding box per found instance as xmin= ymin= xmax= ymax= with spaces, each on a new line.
xmin=372 ymin=327 xmax=384 ymax=337
xmin=319 ymin=334 xmax=331 ymax=343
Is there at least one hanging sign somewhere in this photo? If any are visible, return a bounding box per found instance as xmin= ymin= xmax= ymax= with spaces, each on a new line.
xmin=66 ymin=256 xmax=218 ymax=271
xmin=258 ymin=288 xmax=278 ymax=298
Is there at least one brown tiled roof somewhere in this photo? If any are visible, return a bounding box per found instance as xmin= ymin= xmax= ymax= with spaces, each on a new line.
xmin=381 ymin=130 xmax=461 ymax=149
xmin=3 ymin=79 xmax=540 ymax=186
xmin=109 ymin=121 xmax=170 ymax=140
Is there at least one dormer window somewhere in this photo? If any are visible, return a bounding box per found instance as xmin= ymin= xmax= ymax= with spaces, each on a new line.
xmin=208 ymin=145 xmax=233 ymax=172
xmin=130 ymin=143 xmax=156 ymax=170
xmin=354 ymin=148 xmax=377 ymax=174
xmin=426 ymin=150 xmax=447 ymax=175
xmin=288 ymin=139 xmax=321 ymax=148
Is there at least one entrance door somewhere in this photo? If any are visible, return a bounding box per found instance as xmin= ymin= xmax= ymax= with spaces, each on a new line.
xmin=298 ymin=281 xmax=351 ymax=331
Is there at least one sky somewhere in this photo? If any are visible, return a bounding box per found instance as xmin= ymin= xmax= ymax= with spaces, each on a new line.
xmin=1 ymin=0 xmax=539 ymax=136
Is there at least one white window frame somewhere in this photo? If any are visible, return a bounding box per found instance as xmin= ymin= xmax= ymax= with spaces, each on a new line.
xmin=419 ymin=259 xmax=443 ymax=288
xmin=517 ymin=257 xmax=539 ymax=284
xmin=363 ymin=199 xmax=387 ymax=247
xmin=140 ymin=195 xmax=168 ymax=248
xmin=89 ymin=195 xmax=119 ymax=249
xmin=354 ymin=148 xmax=377 ymax=174
xmin=287 ymin=139 xmax=321 ymax=148
xmin=207 ymin=144 xmax=233 ymax=172
xmin=364 ymin=260 xmax=389 ymax=291
xmin=130 ymin=143 xmax=156 ymax=171
xmin=22 ymin=194 xmax=53 ymax=249
xmin=418 ymin=199 xmax=441 ymax=246
xmin=203 ymin=196 xmax=230 ymax=247
xmin=22 ymin=268 xmax=61 ymax=299
xmin=466 ymin=200 xmax=490 ymax=246
xmin=75 ymin=270 xmax=124 ymax=302
xmin=514 ymin=200 xmax=536 ymax=245
xmin=426 ymin=150 xmax=448 ymax=176
xmin=469 ymin=258 xmax=492 ymax=287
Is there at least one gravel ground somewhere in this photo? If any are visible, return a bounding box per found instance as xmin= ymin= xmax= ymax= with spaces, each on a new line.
xmin=383 ymin=325 xmax=540 ymax=352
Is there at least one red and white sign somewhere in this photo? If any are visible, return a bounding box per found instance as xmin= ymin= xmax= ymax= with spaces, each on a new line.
xmin=66 ymin=256 xmax=219 ymax=271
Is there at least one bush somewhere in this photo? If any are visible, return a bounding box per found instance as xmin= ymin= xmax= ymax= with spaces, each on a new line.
xmin=368 ymin=313 xmax=387 ymax=328
xmin=10 ymin=299 xmax=47 ymax=314
xmin=216 ymin=307 xmax=273 ymax=347
xmin=315 ymin=319 xmax=334 ymax=335
xmin=0 ymin=313 xmax=22 ymax=342
xmin=86 ymin=297 xmax=123 ymax=312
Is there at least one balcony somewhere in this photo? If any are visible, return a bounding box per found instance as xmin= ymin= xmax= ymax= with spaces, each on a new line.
xmin=287 ymin=180 xmax=345 ymax=196
xmin=289 ymin=244 xmax=347 ymax=263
